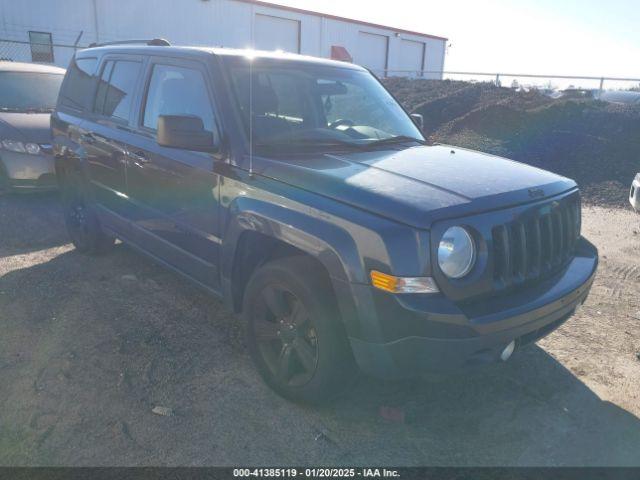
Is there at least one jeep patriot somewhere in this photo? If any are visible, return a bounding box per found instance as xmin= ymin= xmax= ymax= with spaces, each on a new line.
xmin=52 ymin=41 xmax=598 ymax=403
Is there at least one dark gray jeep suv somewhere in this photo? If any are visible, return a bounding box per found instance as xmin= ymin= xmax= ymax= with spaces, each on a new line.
xmin=52 ymin=41 xmax=598 ymax=403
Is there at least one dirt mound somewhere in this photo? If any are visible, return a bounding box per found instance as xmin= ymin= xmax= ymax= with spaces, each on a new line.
xmin=384 ymin=78 xmax=640 ymax=208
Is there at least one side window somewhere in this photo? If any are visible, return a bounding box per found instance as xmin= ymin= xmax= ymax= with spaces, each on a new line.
xmin=93 ymin=60 xmax=141 ymax=121
xmin=142 ymin=64 xmax=215 ymax=132
xmin=58 ymin=57 xmax=97 ymax=111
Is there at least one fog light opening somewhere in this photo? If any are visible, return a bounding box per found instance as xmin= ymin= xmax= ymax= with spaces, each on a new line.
xmin=500 ymin=340 xmax=516 ymax=362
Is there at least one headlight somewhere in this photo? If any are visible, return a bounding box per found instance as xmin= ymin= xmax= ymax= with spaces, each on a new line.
xmin=0 ymin=140 xmax=41 ymax=155
xmin=2 ymin=139 xmax=26 ymax=152
xmin=438 ymin=226 xmax=476 ymax=279
xmin=25 ymin=143 xmax=41 ymax=155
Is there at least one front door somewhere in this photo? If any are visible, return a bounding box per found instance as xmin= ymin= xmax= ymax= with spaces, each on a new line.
xmin=124 ymin=58 xmax=223 ymax=291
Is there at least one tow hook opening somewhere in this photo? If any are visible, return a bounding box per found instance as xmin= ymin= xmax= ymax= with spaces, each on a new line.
xmin=500 ymin=340 xmax=516 ymax=362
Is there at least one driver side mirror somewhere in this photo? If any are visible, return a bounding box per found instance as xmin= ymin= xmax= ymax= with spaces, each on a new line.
xmin=157 ymin=115 xmax=218 ymax=153
xmin=410 ymin=113 xmax=424 ymax=130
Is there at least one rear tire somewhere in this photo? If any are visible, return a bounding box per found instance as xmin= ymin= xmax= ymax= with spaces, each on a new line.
xmin=243 ymin=255 xmax=356 ymax=404
xmin=61 ymin=169 xmax=114 ymax=254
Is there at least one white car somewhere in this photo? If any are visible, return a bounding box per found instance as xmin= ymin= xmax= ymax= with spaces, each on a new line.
xmin=597 ymin=90 xmax=640 ymax=105
xmin=630 ymin=173 xmax=640 ymax=212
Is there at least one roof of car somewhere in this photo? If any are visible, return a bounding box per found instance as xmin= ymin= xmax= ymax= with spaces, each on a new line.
xmin=0 ymin=61 xmax=66 ymax=74
xmin=80 ymin=45 xmax=366 ymax=71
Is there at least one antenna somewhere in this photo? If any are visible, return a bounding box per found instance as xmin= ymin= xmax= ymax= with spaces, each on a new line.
xmin=249 ymin=56 xmax=254 ymax=177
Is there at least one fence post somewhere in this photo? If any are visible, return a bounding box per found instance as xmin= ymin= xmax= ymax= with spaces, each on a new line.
xmin=599 ymin=77 xmax=605 ymax=93
xmin=495 ymin=73 xmax=501 ymax=87
xmin=73 ymin=30 xmax=84 ymax=52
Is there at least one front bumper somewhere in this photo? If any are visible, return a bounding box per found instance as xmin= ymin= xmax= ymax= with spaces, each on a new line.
xmin=0 ymin=151 xmax=57 ymax=191
xmin=630 ymin=177 xmax=640 ymax=212
xmin=346 ymin=238 xmax=598 ymax=379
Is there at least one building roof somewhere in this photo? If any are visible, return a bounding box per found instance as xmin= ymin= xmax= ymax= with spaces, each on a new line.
xmin=0 ymin=61 xmax=66 ymax=74
xmin=236 ymin=0 xmax=448 ymax=41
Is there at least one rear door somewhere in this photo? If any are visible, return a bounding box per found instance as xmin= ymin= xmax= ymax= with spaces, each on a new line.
xmin=80 ymin=55 xmax=144 ymax=226
xmin=123 ymin=56 xmax=223 ymax=290
xmin=52 ymin=55 xmax=99 ymax=183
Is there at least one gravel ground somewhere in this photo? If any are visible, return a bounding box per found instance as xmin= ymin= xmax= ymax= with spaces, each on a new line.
xmin=1 ymin=193 xmax=639 ymax=466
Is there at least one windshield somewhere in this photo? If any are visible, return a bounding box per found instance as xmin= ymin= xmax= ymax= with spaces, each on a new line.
xmin=224 ymin=58 xmax=424 ymax=153
xmin=0 ymin=72 xmax=64 ymax=112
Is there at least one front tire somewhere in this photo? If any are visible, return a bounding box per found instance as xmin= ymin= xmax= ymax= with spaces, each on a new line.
xmin=243 ymin=256 xmax=355 ymax=404
xmin=61 ymin=169 xmax=114 ymax=254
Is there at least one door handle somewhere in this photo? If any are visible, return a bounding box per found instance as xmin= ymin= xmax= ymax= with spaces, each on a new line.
xmin=129 ymin=150 xmax=150 ymax=166
xmin=80 ymin=133 xmax=96 ymax=145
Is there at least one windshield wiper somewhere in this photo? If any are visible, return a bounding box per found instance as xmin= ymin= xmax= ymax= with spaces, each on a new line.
xmin=255 ymin=135 xmax=426 ymax=152
xmin=255 ymin=138 xmax=365 ymax=150
xmin=365 ymin=135 xmax=427 ymax=148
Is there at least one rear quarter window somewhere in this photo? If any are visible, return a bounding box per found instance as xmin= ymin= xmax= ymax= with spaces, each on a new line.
xmin=58 ymin=57 xmax=98 ymax=111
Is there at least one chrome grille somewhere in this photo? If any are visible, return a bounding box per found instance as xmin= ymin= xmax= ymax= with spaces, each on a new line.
xmin=492 ymin=196 xmax=581 ymax=291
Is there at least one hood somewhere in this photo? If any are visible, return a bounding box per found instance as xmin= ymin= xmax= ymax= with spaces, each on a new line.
xmin=255 ymin=144 xmax=576 ymax=228
xmin=0 ymin=112 xmax=52 ymax=144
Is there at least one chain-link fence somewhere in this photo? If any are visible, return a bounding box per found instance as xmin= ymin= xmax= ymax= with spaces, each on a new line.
xmin=375 ymin=69 xmax=640 ymax=92
xmin=0 ymin=38 xmax=81 ymax=68
xmin=1 ymin=36 xmax=638 ymax=94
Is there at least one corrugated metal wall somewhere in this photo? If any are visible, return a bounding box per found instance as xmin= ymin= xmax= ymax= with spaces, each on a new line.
xmin=0 ymin=0 xmax=446 ymax=77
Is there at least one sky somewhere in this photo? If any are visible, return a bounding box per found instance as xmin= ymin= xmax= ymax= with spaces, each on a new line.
xmin=267 ymin=0 xmax=640 ymax=82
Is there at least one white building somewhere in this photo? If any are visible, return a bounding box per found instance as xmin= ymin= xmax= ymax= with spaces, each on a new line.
xmin=0 ymin=0 xmax=447 ymax=77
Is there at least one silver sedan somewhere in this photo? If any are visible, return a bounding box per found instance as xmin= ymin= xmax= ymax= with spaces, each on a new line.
xmin=0 ymin=61 xmax=65 ymax=192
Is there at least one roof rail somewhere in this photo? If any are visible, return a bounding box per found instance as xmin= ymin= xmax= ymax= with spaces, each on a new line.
xmin=87 ymin=38 xmax=171 ymax=48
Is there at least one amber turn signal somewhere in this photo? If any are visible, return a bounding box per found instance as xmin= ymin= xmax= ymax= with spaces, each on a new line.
xmin=370 ymin=270 xmax=439 ymax=294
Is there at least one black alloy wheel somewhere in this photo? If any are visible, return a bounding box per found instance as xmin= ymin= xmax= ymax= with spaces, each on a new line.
xmin=254 ymin=284 xmax=319 ymax=387
xmin=61 ymin=170 xmax=114 ymax=254
xmin=244 ymin=256 xmax=355 ymax=404
xmin=64 ymin=190 xmax=92 ymax=249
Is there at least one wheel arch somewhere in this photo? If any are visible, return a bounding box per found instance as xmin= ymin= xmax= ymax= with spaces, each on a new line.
xmin=221 ymin=198 xmax=364 ymax=338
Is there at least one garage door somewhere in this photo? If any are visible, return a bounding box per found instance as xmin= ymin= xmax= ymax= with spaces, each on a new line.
xmin=254 ymin=14 xmax=300 ymax=53
xmin=399 ymin=39 xmax=425 ymax=77
xmin=356 ymin=32 xmax=388 ymax=75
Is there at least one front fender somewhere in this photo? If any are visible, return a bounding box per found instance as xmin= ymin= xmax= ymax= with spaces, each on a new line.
xmin=218 ymin=172 xmax=432 ymax=340
xmin=220 ymin=195 xmax=365 ymax=337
